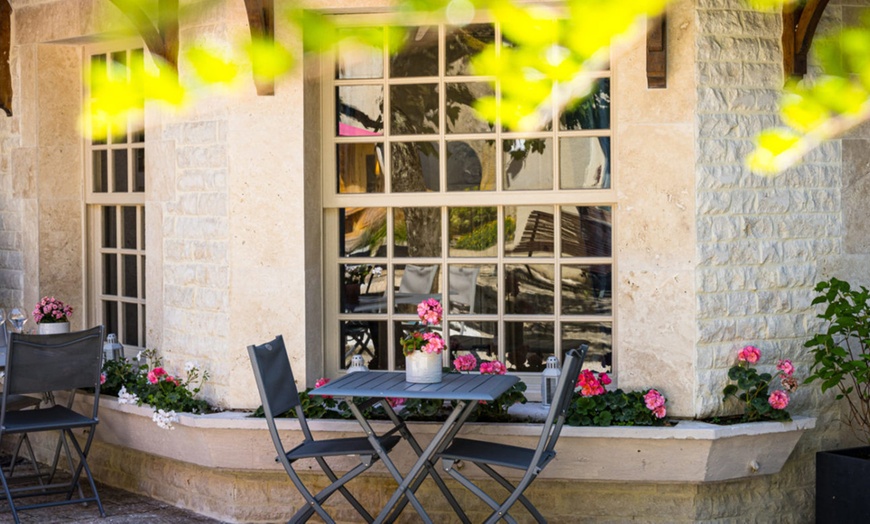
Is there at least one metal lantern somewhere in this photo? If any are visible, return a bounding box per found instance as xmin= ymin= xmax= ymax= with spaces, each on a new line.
xmin=102 ymin=333 xmax=124 ymax=363
xmin=541 ymin=356 xmax=561 ymax=407
xmin=348 ymin=354 xmax=368 ymax=373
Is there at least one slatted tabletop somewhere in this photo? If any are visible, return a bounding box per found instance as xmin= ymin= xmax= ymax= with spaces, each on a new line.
xmin=310 ymin=371 xmax=518 ymax=401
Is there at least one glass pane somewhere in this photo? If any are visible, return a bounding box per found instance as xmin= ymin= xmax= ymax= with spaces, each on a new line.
xmin=123 ymin=206 xmax=137 ymax=249
xmin=340 ymin=207 xmax=387 ymax=257
xmin=93 ymin=150 xmax=108 ymax=192
xmin=342 ymin=263 xmax=386 ymax=312
xmin=561 ymin=206 xmax=612 ymax=257
xmin=90 ymin=54 xmax=107 ymax=146
xmin=337 ymin=28 xmax=384 ymax=79
xmin=562 ymin=322 xmax=612 ymax=372
xmin=561 ymin=265 xmax=612 ymax=315
xmin=341 ymin=320 xmax=388 ymax=370
xmin=109 ymin=51 xmax=128 ymax=144
xmin=102 ymin=206 xmax=116 ymax=248
xmin=446 ymin=24 xmax=495 ymax=75
xmin=123 ymin=255 xmax=137 ymax=297
xmin=560 ymin=137 xmax=610 ymax=190
xmin=394 ymin=208 xmax=441 ymax=257
xmin=130 ymin=49 xmax=146 ymax=142
xmin=448 ymin=321 xmax=497 ymax=359
xmin=123 ymin=302 xmax=139 ymax=346
xmin=504 ymin=263 xmax=554 ymax=314
xmin=113 ymin=149 xmax=128 ymax=192
xmin=133 ymin=148 xmax=145 ymax=192
xmin=560 ymin=78 xmax=610 ymax=131
xmin=446 ymin=82 xmax=494 ymax=134
xmin=391 ymin=142 xmax=439 ymax=192
xmin=103 ymin=254 xmax=117 ymax=295
xmin=447 ymin=140 xmax=495 ymax=191
xmin=337 ymin=143 xmax=384 ymax=194
xmin=337 ymin=85 xmax=384 ymax=136
xmin=447 ymin=264 xmax=496 ymax=314
xmin=504 ymin=138 xmax=553 ymax=190
xmin=505 ymin=321 xmax=554 ymax=372
xmin=395 ymin=264 xmax=442 ymax=314
xmin=141 ymin=255 xmax=146 ymax=299
xmin=390 ymin=84 xmax=439 ymax=135
xmin=390 ymin=26 xmax=438 ymax=78
xmin=504 ymin=206 xmax=555 ymax=257
xmin=141 ymin=207 xmax=146 ymax=249
xmin=449 ymin=207 xmax=498 ymax=257
xmin=103 ymin=300 xmax=118 ymax=337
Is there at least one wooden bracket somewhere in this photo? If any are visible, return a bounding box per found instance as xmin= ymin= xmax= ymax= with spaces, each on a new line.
xmin=244 ymin=0 xmax=275 ymax=96
xmin=109 ymin=0 xmax=178 ymax=70
xmin=0 ymin=0 xmax=12 ymax=116
xmin=646 ymin=14 xmax=667 ymax=89
xmin=783 ymin=0 xmax=830 ymax=78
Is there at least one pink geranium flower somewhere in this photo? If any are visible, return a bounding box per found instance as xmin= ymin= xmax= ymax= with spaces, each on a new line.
xmin=417 ymin=298 xmax=443 ymax=326
xmin=386 ymin=397 xmax=405 ymax=408
xmin=644 ymin=389 xmax=666 ymax=410
xmin=768 ymin=390 xmax=789 ymax=410
xmin=599 ymin=372 xmax=612 ymax=386
xmin=453 ymin=354 xmax=477 ymax=372
xmin=479 ymin=361 xmax=507 ymax=375
xmin=100 ymin=373 xmax=106 ymax=385
xmin=776 ymin=359 xmax=795 ymax=376
xmin=147 ymin=367 xmax=167 ymax=384
xmin=737 ymin=345 xmax=761 ymax=364
xmin=576 ymin=370 xmax=605 ymax=396
xmin=314 ymin=377 xmax=332 ymax=399
xmin=421 ymin=332 xmax=444 ymax=354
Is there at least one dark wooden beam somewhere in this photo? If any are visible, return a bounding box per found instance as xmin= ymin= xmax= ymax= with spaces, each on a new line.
xmin=0 ymin=0 xmax=12 ymax=116
xmin=244 ymin=0 xmax=275 ymax=96
xmin=646 ymin=14 xmax=666 ymax=89
xmin=783 ymin=0 xmax=831 ymax=77
xmin=108 ymin=0 xmax=178 ymax=69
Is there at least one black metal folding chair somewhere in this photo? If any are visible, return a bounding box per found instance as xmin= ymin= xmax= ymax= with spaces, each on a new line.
xmin=247 ymin=335 xmax=401 ymax=523
xmin=0 ymin=325 xmax=106 ymax=524
xmin=438 ymin=346 xmax=588 ymax=524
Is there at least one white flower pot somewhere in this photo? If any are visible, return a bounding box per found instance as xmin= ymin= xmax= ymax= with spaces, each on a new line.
xmin=37 ymin=322 xmax=70 ymax=335
xmin=405 ymin=351 xmax=442 ymax=383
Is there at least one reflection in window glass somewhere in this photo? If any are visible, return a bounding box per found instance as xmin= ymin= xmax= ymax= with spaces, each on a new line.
xmin=395 ymin=264 xmax=442 ymax=314
xmin=561 ymin=265 xmax=612 ymax=315
xmin=504 ymin=206 xmax=554 ymax=257
xmin=448 ymin=321 xmax=497 ymax=359
xmin=341 ymin=320 xmax=388 ymax=370
xmin=337 ymin=28 xmax=384 ymax=80
xmin=390 ymin=26 xmax=438 ymax=77
xmin=133 ymin=148 xmax=145 ymax=192
xmin=123 ymin=302 xmax=139 ymax=346
xmin=391 ymin=84 xmax=439 ymax=135
xmin=446 ymin=82 xmax=495 ymax=134
xmin=561 ymin=206 xmax=612 ymax=258
xmin=123 ymin=206 xmax=137 ymax=249
xmin=562 ymin=322 xmax=612 ymax=373
xmin=448 ymin=264 xmax=496 ymax=314
xmin=103 ymin=254 xmax=117 ymax=295
xmin=123 ymin=255 xmax=137 ymax=297
xmin=93 ymin=150 xmax=107 ymax=192
xmin=560 ymin=79 xmax=610 ymax=131
xmin=449 ymin=207 xmax=498 ymax=257
xmin=113 ymin=150 xmax=128 ymax=192
xmin=503 ymin=138 xmax=553 ymax=190
xmin=560 ymin=137 xmax=610 ymax=189
xmin=341 ymin=263 xmax=387 ymax=313
xmin=103 ymin=206 xmax=116 ymax=248
xmin=391 ymin=142 xmax=439 ymax=192
xmin=337 ymin=85 xmax=384 ymax=136
xmin=394 ymin=208 xmax=441 ymax=258
xmin=446 ymin=24 xmax=495 ymax=75
xmin=338 ymin=143 xmax=384 ymax=194
xmin=505 ymin=321 xmax=554 ymax=372
xmin=339 ymin=207 xmax=387 ymax=257
xmin=447 ymin=140 xmax=495 ymax=191
xmin=504 ymin=264 xmax=554 ymax=315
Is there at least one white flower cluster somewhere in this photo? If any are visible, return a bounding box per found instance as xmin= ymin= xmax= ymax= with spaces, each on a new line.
xmin=184 ymin=361 xmax=197 ymax=373
xmin=152 ymin=409 xmax=179 ymax=430
xmin=117 ymin=386 xmax=139 ymax=405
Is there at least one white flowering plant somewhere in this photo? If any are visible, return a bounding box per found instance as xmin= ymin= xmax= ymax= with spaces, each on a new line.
xmin=100 ymin=349 xmax=211 ymax=429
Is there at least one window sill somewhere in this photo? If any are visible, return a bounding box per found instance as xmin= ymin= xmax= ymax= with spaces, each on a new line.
xmin=87 ymin=396 xmax=815 ymax=483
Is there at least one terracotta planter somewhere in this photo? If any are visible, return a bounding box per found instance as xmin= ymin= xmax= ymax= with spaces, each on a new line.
xmin=816 ymin=446 xmax=870 ymax=523
xmin=37 ymin=322 xmax=70 ymax=335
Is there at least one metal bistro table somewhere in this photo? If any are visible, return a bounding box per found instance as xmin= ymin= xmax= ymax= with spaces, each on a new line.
xmin=309 ymin=370 xmax=519 ymax=524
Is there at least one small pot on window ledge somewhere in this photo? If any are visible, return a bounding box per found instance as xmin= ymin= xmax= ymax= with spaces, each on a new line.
xmin=37 ymin=322 xmax=70 ymax=335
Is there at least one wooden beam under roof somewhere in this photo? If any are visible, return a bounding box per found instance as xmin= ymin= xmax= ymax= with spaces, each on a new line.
xmin=0 ymin=0 xmax=11 ymax=116
xmin=646 ymin=14 xmax=666 ymax=89
xmin=783 ymin=0 xmax=831 ymax=78
xmin=244 ymin=0 xmax=275 ymax=96
xmin=108 ymin=0 xmax=178 ymax=70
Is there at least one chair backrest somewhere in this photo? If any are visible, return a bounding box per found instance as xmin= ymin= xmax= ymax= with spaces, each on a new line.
xmin=537 ymin=345 xmax=588 ymax=457
xmin=398 ymin=264 xmax=438 ymax=294
xmin=247 ymin=335 xmax=313 ymax=443
xmin=4 ymin=326 xmax=105 ymax=397
xmin=448 ymin=266 xmax=480 ymax=314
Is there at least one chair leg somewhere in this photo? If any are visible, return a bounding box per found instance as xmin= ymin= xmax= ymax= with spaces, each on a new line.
xmin=477 ymin=463 xmax=545 ymax=522
xmin=63 ymin=428 xmax=105 ymax=517
xmin=316 ymin=457 xmax=373 ymax=522
xmin=288 ymin=460 xmax=374 ymax=523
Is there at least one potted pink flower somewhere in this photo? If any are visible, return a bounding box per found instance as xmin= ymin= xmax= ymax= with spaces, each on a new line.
xmin=33 ymin=296 xmax=73 ymax=334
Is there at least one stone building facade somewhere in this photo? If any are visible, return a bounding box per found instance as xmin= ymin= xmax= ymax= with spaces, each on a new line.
xmin=1 ymin=0 xmax=869 ymax=521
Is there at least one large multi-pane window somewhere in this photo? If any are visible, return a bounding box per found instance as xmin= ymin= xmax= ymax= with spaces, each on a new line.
xmin=85 ymin=46 xmax=147 ymax=349
xmin=324 ymin=21 xmax=613 ymax=380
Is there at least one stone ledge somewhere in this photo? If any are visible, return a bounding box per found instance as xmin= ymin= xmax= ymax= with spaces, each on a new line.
xmin=85 ymin=396 xmax=816 ymax=483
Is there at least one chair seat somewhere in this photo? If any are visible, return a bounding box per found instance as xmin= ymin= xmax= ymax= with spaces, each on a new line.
xmin=441 ymin=438 xmax=555 ymax=471
xmin=1 ymin=405 xmax=97 ymax=434
xmin=286 ymin=435 xmax=401 ymax=461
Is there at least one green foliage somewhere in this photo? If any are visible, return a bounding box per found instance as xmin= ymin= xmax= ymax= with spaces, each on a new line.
xmin=805 ymin=277 xmax=870 ymax=444
xmin=462 ymin=381 xmax=528 ymax=422
xmin=722 ymin=365 xmax=791 ymax=423
xmin=566 ymin=389 xmax=666 ymax=427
